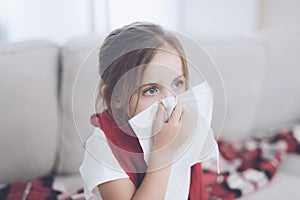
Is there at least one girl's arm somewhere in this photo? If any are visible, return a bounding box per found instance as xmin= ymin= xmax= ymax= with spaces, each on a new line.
xmin=98 ymin=103 xmax=183 ymax=200
xmin=98 ymin=154 xmax=172 ymax=200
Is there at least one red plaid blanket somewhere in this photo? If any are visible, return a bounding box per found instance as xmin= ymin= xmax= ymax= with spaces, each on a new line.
xmin=1 ymin=126 xmax=299 ymax=200
xmin=0 ymin=176 xmax=61 ymax=200
xmin=203 ymin=126 xmax=300 ymax=200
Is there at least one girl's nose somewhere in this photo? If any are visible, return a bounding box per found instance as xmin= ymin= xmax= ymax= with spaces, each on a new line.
xmin=161 ymin=87 xmax=176 ymax=99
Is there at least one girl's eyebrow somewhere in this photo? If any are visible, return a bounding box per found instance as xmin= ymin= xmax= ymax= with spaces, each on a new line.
xmin=141 ymin=74 xmax=185 ymax=88
xmin=141 ymin=83 xmax=159 ymax=88
xmin=173 ymin=74 xmax=184 ymax=81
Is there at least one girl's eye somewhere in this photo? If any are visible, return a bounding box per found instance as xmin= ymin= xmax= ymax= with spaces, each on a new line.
xmin=143 ymin=86 xmax=159 ymax=96
xmin=172 ymin=80 xmax=184 ymax=90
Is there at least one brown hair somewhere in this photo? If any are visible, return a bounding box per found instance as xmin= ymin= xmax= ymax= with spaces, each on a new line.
xmin=95 ymin=22 xmax=188 ymax=121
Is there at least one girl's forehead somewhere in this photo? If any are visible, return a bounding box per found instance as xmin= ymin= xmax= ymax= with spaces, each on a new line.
xmin=142 ymin=51 xmax=183 ymax=85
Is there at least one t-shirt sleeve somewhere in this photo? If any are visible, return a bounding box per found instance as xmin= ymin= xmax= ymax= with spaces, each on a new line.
xmin=79 ymin=127 xmax=129 ymax=197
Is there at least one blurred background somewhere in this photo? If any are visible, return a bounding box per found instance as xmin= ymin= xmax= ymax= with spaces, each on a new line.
xmin=1 ymin=0 xmax=300 ymax=44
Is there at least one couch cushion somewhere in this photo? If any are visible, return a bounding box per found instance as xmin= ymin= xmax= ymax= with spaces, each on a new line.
xmin=56 ymin=36 xmax=103 ymax=174
xmin=279 ymin=154 xmax=300 ymax=176
xmin=201 ymin=39 xmax=268 ymax=141
xmin=238 ymin=170 xmax=300 ymax=199
xmin=0 ymin=40 xmax=59 ymax=183
xmin=53 ymin=173 xmax=83 ymax=193
xmin=252 ymin=31 xmax=300 ymax=131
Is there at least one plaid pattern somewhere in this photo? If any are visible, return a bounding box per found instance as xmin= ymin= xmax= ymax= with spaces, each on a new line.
xmin=203 ymin=125 xmax=300 ymax=200
xmin=0 ymin=176 xmax=61 ymax=200
xmin=0 ymin=176 xmax=85 ymax=200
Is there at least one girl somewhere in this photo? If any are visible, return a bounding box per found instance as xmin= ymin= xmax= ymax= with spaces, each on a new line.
xmin=80 ymin=22 xmax=208 ymax=200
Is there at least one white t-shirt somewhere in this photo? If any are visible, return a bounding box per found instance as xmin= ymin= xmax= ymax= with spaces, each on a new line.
xmin=79 ymin=127 xmax=128 ymax=200
xmin=79 ymin=127 xmax=219 ymax=200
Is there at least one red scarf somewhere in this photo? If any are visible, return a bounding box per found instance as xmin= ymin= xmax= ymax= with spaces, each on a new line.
xmin=90 ymin=109 xmax=207 ymax=200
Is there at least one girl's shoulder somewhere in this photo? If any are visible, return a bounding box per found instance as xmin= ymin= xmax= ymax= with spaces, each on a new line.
xmin=80 ymin=126 xmax=129 ymax=197
xmin=83 ymin=127 xmax=106 ymax=149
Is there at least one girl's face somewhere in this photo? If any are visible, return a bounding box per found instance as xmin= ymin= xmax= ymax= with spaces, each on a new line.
xmin=128 ymin=50 xmax=186 ymax=118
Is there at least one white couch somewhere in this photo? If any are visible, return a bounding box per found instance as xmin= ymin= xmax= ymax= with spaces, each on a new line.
xmin=0 ymin=29 xmax=299 ymax=199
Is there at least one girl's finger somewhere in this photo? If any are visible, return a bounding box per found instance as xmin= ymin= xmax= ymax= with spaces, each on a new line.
xmin=169 ymin=103 xmax=182 ymax=123
xmin=153 ymin=103 xmax=165 ymax=134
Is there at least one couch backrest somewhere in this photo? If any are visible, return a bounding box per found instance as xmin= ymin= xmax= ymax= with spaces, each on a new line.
xmin=201 ymin=39 xmax=268 ymax=140
xmin=252 ymin=31 xmax=300 ymax=132
xmin=204 ymin=33 xmax=300 ymax=140
xmin=0 ymin=41 xmax=60 ymax=183
xmin=55 ymin=36 xmax=103 ymax=174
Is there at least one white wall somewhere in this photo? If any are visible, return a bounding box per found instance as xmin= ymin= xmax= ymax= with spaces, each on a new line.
xmin=0 ymin=0 xmax=92 ymax=44
xmin=179 ymin=0 xmax=260 ymax=38
xmin=260 ymin=0 xmax=300 ymax=29
xmin=108 ymin=0 xmax=179 ymax=31
xmin=0 ymin=0 xmax=179 ymax=44
xmin=1 ymin=0 xmax=300 ymax=44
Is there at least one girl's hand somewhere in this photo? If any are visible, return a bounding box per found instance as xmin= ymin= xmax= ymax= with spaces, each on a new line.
xmin=151 ymin=102 xmax=188 ymax=154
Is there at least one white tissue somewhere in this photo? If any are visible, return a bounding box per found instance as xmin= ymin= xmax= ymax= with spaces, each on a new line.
xmin=128 ymin=81 xmax=218 ymax=164
xmin=161 ymin=96 xmax=177 ymax=122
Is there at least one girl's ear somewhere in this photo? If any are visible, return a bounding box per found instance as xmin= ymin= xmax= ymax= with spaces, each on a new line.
xmin=113 ymin=99 xmax=122 ymax=109
xmin=101 ymin=85 xmax=122 ymax=109
xmin=100 ymin=85 xmax=107 ymax=96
